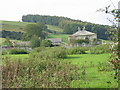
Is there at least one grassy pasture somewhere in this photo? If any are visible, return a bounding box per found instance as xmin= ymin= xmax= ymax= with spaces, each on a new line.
xmin=48 ymin=34 xmax=69 ymax=43
xmin=46 ymin=25 xmax=64 ymax=33
xmin=0 ymin=20 xmax=64 ymax=33
xmin=2 ymin=54 xmax=29 ymax=66
xmin=0 ymin=20 xmax=33 ymax=32
xmin=65 ymin=54 xmax=118 ymax=88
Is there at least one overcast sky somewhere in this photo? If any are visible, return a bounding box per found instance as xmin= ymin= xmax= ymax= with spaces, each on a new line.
xmin=0 ymin=0 xmax=119 ymax=25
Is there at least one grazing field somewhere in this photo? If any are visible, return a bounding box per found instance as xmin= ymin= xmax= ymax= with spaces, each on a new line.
xmin=2 ymin=53 xmax=118 ymax=88
xmin=48 ymin=34 xmax=69 ymax=43
xmin=0 ymin=20 xmax=33 ymax=32
xmin=64 ymin=54 xmax=118 ymax=88
xmin=3 ymin=54 xmax=29 ymax=60
xmin=0 ymin=20 xmax=64 ymax=33
xmin=2 ymin=54 xmax=29 ymax=65
xmin=46 ymin=25 xmax=64 ymax=33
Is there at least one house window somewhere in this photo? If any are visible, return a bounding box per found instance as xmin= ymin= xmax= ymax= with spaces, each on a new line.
xmin=89 ymin=36 xmax=92 ymax=40
xmin=82 ymin=43 xmax=86 ymax=46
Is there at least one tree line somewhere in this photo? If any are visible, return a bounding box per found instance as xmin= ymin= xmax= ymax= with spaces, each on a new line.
xmin=1 ymin=30 xmax=23 ymax=40
xmin=22 ymin=14 xmax=112 ymax=40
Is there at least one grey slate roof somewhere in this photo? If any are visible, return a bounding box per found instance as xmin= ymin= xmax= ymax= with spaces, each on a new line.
xmin=71 ymin=30 xmax=95 ymax=36
xmin=70 ymin=27 xmax=96 ymax=36
xmin=47 ymin=38 xmax=62 ymax=43
xmin=13 ymin=41 xmax=30 ymax=46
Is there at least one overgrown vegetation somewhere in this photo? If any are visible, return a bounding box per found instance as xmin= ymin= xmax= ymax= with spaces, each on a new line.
xmin=2 ymin=49 xmax=79 ymax=88
xmin=41 ymin=40 xmax=52 ymax=47
xmin=90 ymin=44 xmax=111 ymax=54
xmin=67 ymin=47 xmax=87 ymax=55
xmin=31 ymin=47 xmax=67 ymax=59
xmin=99 ymin=5 xmax=120 ymax=81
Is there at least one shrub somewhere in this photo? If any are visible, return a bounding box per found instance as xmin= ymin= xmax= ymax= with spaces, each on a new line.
xmin=50 ymin=47 xmax=67 ymax=59
xmin=31 ymin=47 xmax=67 ymax=59
xmin=2 ymin=56 xmax=79 ymax=88
xmin=41 ymin=40 xmax=52 ymax=47
xmin=67 ymin=47 xmax=86 ymax=55
xmin=90 ymin=44 xmax=111 ymax=54
xmin=97 ymin=62 xmax=113 ymax=71
xmin=2 ymin=50 xmax=9 ymax=55
xmin=31 ymin=46 xmax=46 ymax=53
xmin=10 ymin=49 xmax=28 ymax=54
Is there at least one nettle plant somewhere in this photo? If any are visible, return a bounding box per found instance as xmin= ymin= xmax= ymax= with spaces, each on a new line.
xmin=98 ymin=5 xmax=120 ymax=80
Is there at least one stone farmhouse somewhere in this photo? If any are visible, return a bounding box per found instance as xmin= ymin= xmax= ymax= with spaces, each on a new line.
xmin=68 ymin=27 xmax=98 ymax=46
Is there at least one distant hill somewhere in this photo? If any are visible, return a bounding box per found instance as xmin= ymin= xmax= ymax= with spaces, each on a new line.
xmin=1 ymin=14 xmax=113 ymax=40
xmin=0 ymin=20 xmax=69 ymax=42
xmin=22 ymin=15 xmax=112 ymax=40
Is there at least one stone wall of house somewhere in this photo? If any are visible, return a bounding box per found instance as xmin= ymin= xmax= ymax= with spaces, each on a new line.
xmin=68 ymin=34 xmax=97 ymax=46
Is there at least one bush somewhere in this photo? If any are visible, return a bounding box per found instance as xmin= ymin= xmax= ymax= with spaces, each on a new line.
xmin=97 ymin=62 xmax=113 ymax=71
xmin=31 ymin=46 xmax=46 ymax=53
xmin=2 ymin=55 xmax=79 ymax=88
xmin=90 ymin=44 xmax=111 ymax=54
xmin=67 ymin=47 xmax=86 ymax=55
xmin=41 ymin=40 xmax=52 ymax=47
xmin=10 ymin=49 xmax=28 ymax=54
xmin=2 ymin=50 xmax=9 ymax=55
xmin=31 ymin=47 xmax=67 ymax=59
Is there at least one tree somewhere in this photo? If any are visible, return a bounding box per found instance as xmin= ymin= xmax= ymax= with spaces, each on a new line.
xmin=99 ymin=4 xmax=120 ymax=81
xmin=92 ymin=38 xmax=98 ymax=45
xmin=22 ymin=23 xmax=47 ymax=41
xmin=41 ymin=40 xmax=52 ymax=47
xmin=30 ymin=35 xmax=41 ymax=48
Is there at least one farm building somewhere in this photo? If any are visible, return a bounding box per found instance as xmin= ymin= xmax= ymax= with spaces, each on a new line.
xmin=68 ymin=27 xmax=98 ymax=46
xmin=47 ymin=38 xmax=62 ymax=45
xmin=13 ymin=41 xmax=30 ymax=47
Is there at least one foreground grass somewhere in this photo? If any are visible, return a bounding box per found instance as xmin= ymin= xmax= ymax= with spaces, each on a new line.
xmin=3 ymin=54 xmax=29 ymax=60
xmin=2 ymin=54 xmax=29 ymax=66
xmin=64 ymin=53 xmax=118 ymax=88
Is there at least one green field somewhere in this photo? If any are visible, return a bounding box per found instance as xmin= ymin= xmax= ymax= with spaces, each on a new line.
xmin=3 ymin=54 xmax=29 ymax=60
xmin=46 ymin=25 xmax=64 ymax=33
xmin=2 ymin=53 xmax=118 ymax=88
xmin=1 ymin=20 xmax=32 ymax=32
xmin=48 ymin=34 xmax=69 ymax=43
xmin=101 ymin=39 xmax=113 ymax=44
xmin=64 ymin=54 xmax=117 ymax=88
xmin=0 ymin=20 xmax=64 ymax=33
xmin=2 ymin=54 xmax=29 ymax=66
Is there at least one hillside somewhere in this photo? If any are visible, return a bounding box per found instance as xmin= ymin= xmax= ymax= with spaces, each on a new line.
xmin=22 ymin=15 xmax=112 ymax=40
xmin=0 ymin=20 xmax=69 ymax=43
xmin=0 ymin=20 xmax=64 ymax=33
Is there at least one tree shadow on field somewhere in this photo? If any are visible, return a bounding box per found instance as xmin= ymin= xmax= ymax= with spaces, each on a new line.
xmin=67 ymin=56 xmax=82 ymax=60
